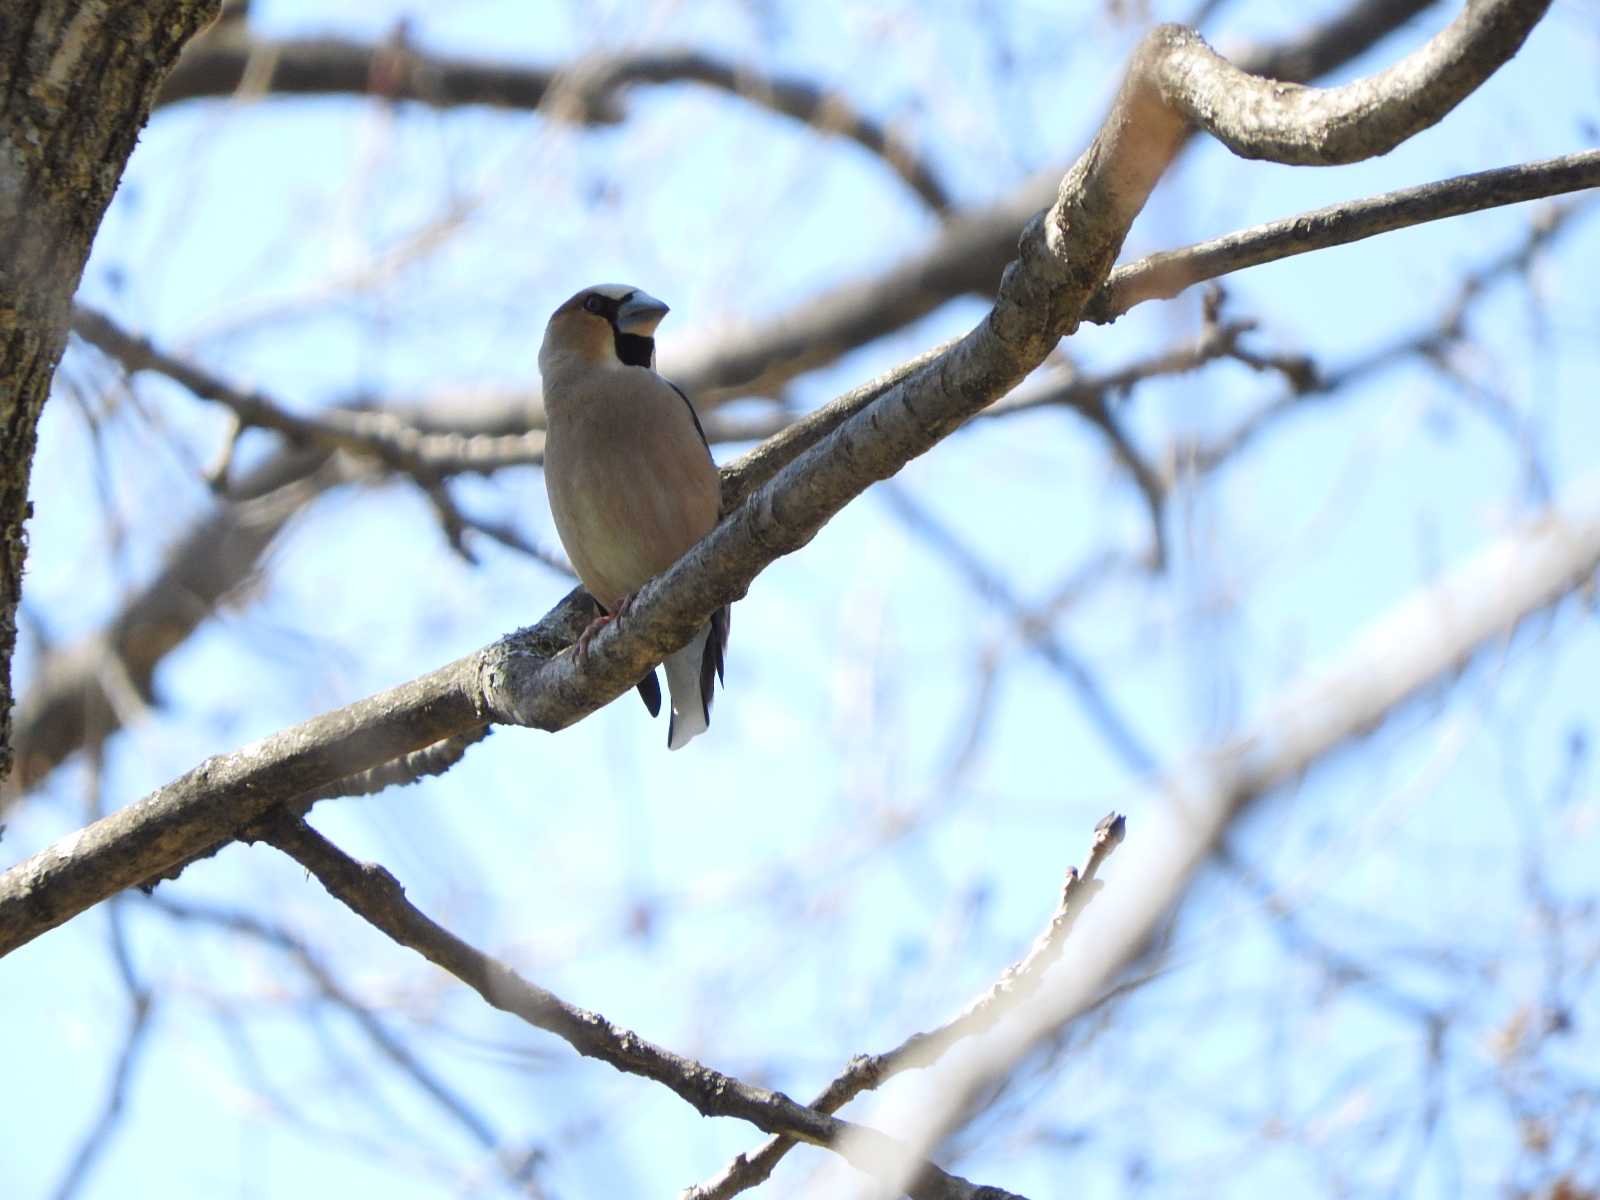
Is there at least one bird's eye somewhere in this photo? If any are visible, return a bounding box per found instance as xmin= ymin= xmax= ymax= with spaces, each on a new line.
xmin=582 ymin=295 xmax=604 ymax=314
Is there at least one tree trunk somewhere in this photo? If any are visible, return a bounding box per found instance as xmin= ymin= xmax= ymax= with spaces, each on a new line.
xmin=0 ymin=1 xmax=219 ymax=781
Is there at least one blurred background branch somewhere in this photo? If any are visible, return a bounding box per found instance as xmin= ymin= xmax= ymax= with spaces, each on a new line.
xmin=4 ymin=0 xmax=1598 ymax=1197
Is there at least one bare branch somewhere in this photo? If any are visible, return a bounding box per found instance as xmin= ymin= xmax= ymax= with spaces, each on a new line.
xmin=48 ymin=899 xmax=153 ymax=1200
xmin=1136 ymin=2 xmax=1551 ymax=168
xmin=259 ymin=814 xmax=1027 ymax=1200
xmin=686 ymin=814 xmax=1127 ymax=1200
xmin=149 ymin=896 xmax=518 ymax=1165
xmin=1090 ymin=149 xmax=1600 ymax=323
xmin=71 ymin=307 xmax=548 ymax=477
xmin=4 ymin=447 xmax=336 ymax=806
xmin=884 ymin=470 xmax=1600 ymax=1185
xmin=417 ymin=477 xmax=573 ymax=575
xmin=574 ymin=52 xmax=952 ymax=215
xmin=0 ymin=0 xmax=1550 ymax=960
xmin=1181 ymin=198 xmax=1591 ymax=475
xmin=157 ymin=39 xmax=951 ymax=213
xmin=984 ymin=310 xmax=1311 ymax=421
xmin=881 ymin=486 xmax=1160 ymax=776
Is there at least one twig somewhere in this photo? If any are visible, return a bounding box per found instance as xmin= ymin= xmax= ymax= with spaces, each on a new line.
xmin=147 ymin=895 xmax=538 ymax=1175
xmin=71 ymin=306 xmax=548 ymax=477
xmin=49 ymin=899 xmax=154 ymax=1200
xmin=685 ymin=814 xmax=1127 ymax=1200
xmin=418 ymin=477 xmax=574 ymax=576
xmin=880 ymin=485 xmax=1159 ymax=776
xmin=572 ymin=52 xmax=952 ymax=215
xmin=1182 ymin=199 xmax=1591 ymax=476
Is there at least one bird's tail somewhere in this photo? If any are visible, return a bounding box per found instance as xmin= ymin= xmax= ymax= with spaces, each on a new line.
xmin=664 ymin=608 xmax=728 ymax=750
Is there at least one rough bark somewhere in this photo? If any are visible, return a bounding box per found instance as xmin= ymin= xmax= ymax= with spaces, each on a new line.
xmin=0 ymin=0 xmax=221 ymax=781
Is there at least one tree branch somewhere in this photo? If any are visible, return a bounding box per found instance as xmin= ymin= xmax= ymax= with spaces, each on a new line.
xmin=650 ymin=0 xmax=1453 ymax=406
xmin=148 ymin=895 xmax=522 ymax=1167
xmin=0 ymin=0 xmax=1550 ymax=960
xmin=686 ymin=813 xmax=1127 ymax=1200
xmin=1178 ymin=197 xmax=1590 ymax=476
xmin=0 ymin=0 xmax=222 ymax=782
xmin=70 ymin=307 xmax=549 ymax=477
xmin=158 ymin=39 xmax=951 ymax=213
xmin=259 ymin=814 xmax=1026 ymax=1200
xmin=1142 ymin=0 xmax=1549 ymax=166
xmin=879 ymin=469 xmax=1600 ymax=1189
xmin=1089 ymin=149 xmax=1600 ymax=323
xmin=4 ymin=446 xmax=336 ymax=807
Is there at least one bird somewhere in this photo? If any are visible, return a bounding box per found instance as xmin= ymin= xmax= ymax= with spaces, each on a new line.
xmin=539 ymin=283 xmax=729 ymax=750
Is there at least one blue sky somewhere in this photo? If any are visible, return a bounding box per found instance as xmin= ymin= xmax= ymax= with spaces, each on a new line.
xmin=5 ymin=2 xmax=1599 ymax=1198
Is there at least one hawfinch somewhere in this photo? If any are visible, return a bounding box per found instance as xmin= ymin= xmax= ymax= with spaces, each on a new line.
xmin=539 ymin=284 xmax=728 ymax=750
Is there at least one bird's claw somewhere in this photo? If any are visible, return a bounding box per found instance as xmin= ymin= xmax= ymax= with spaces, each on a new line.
xmin=574 ymin=612 xmax=613 ymax=663
xmin=574 ymin=591 xmax=639 ymax=663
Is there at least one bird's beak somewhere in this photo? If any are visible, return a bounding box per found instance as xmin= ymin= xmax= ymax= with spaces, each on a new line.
xmin=616 ymin=290 xmax=670 ymax=335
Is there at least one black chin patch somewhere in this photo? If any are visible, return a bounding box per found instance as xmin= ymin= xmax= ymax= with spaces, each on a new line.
xmin=614 ymin=331 xmax=654 ymax=368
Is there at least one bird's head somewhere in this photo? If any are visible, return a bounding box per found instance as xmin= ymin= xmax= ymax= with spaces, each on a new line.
xmin=540 ymin=283 xmax=670 ymax=376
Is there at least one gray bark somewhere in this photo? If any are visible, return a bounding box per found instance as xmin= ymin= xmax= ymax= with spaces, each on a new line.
xmin=0 ymin=1 xmax=221 ymax=780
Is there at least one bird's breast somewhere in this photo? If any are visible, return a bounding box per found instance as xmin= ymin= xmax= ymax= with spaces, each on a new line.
xmin=544 ymin=379 xmax=719 ymax=610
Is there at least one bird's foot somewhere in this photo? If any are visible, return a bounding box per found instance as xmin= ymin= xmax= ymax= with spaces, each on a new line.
xmin=574 ymin=612 xmax=614 ymax=662
xmin=574 ymin=591 xmax=640 ymax=663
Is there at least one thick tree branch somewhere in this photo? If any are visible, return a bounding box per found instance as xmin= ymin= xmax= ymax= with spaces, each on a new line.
xmin=1142 ymin=0 xmax=1549 ymax=166
xmin=652 ymin=0 xmax=1451 ymax=405
xmin=259 ymin=814 xmax=1025 ymax=1200
xmin=0 ymin=0 xmax=1550 ymax=958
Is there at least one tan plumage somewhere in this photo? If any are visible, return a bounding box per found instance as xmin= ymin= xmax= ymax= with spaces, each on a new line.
xmin=540 ymin=284 xmax=728 ymax=749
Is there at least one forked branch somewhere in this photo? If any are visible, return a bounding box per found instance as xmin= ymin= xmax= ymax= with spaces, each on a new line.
xmin=0 ymin=0 xmax=1557 ymax=970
